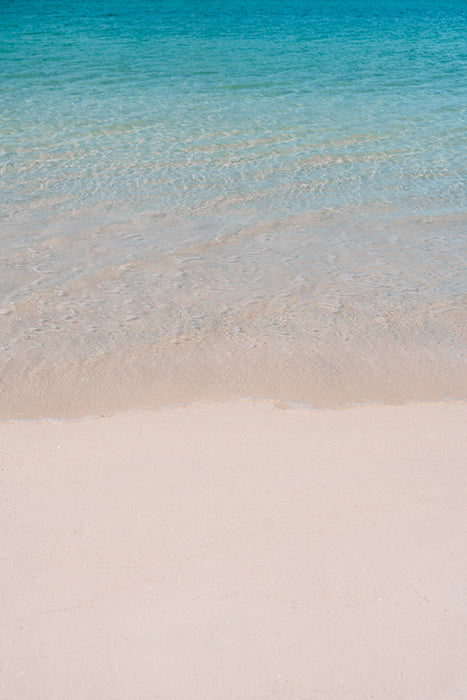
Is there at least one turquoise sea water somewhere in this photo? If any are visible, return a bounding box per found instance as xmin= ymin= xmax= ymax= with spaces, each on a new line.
xmin=1 ymin=0 xmax=466 ymax=417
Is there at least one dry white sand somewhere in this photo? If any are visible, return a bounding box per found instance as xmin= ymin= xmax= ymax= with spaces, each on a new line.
xmin=1 ymin=400 xmax=466 ymax=699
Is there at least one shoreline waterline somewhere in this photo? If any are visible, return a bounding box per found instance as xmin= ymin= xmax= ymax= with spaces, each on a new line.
xmin=2 ymin=344 xmax=466 ymax=421
xmin=1 ymin=211 xmax=466 ymax=420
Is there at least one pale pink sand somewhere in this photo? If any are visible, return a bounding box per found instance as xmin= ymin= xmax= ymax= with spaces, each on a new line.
xmin=1 ymin=400 xmax=466 ymax=699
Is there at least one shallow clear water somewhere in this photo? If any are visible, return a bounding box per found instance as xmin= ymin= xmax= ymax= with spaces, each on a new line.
xmin=1 ymin=0 xmax=466 ymax=417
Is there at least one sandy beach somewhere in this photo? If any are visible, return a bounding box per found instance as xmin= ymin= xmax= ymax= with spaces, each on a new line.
xmin=1 ymin=399 xmax=466 ymax=698
xmin=3 ymin=0 xmax=466 ymax=696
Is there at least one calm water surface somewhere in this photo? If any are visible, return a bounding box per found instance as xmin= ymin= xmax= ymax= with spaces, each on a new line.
xmin=1 ymin=0 xmax=466 ymax=417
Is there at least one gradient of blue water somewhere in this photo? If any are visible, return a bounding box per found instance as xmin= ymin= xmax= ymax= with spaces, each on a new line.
xmin=2 ymin=0 xmax=466 ymax=218
xmin=0 ymin=0 xmax=466 ymax=416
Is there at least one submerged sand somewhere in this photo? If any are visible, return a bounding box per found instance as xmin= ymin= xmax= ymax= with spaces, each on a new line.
xmin=1 ymin=400 xmax=466 ymax=698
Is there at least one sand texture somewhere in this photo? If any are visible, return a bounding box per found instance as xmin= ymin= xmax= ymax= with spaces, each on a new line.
xmin=1 ymin=400 xmax=466 ymax=699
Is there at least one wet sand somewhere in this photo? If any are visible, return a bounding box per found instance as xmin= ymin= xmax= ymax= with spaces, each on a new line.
xmin=1 ymin=400 xmax=466 ymax=698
